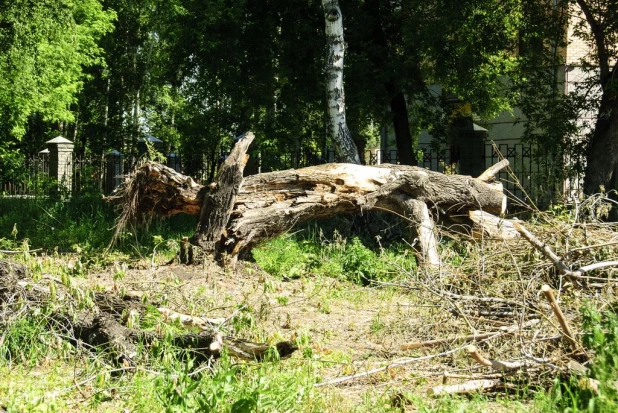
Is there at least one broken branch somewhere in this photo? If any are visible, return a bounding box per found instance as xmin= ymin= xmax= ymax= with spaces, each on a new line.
xmin=541 ymin=285 xmax=579 ymax=352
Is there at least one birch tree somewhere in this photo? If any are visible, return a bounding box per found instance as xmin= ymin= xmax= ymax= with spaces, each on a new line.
xmin=322 ymin=0 xmax=361 ymax=164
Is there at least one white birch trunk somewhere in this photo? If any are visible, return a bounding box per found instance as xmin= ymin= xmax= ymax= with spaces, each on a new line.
xmin=322 ymin=0 xmax=361 ymax=164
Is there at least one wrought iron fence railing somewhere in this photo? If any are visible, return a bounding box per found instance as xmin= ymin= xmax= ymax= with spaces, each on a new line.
xmin=1 ymin=143 xmax=582 ymax=208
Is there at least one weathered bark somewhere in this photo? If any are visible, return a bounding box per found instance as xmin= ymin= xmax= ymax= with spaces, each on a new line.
xmin=396 ymin=197 xmax=440 ymax=266
xmin=111 ymin=158 xmax=508 ymax=265
xmin=322 ymin=0 xmax=361 ymax=164
xmin=191 ymin=132 xmax=254 ymax=255
xmin=468 ymin=210 xmax=520 ymax=240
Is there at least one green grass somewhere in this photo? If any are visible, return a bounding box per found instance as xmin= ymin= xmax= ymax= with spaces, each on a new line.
xmin=0 ymin=195 xmax=197 ymax=265
xmin=252 ymin=222 xmax=416 ymax=286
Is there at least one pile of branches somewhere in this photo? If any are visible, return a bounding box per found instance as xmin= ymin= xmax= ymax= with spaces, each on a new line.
xmin=317 ymin=200 xmax=618 ymax=398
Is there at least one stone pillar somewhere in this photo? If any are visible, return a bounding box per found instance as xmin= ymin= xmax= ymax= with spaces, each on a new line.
xmin=46 ymin=136 xmax=74 ymax=195
xmin=105 ymin=150 xmax=124 ymax=193
xmin=166 ymin=152 xmax=181 ymax=172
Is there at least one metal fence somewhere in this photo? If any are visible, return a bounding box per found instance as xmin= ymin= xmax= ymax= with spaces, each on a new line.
xmin=1 ymin=143 xmax=580 ymax=208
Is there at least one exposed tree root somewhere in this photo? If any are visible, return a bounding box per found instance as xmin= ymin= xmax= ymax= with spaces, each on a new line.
xmin=0 ymin=260 xmax=297 ymax=365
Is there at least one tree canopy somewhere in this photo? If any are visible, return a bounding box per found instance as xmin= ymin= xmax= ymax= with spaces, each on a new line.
xmin=0 ymin=0 xmax=115 ymax=147
xmin=1 ymin=0 xmax=616 ymax=196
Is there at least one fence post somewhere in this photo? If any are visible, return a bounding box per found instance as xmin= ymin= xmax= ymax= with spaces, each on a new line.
xmin=105 ymin=150 xmax=124 ymax=194
xmin=46 ymin=136 xmax=74 ymax=197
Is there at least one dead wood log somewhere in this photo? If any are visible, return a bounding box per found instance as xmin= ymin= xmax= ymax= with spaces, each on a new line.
xmin=191 ymin=132 xmax=254 ymax=257
xmin=541 ymin=285 xmax=580 ymax=353
xmin=108 ymin=138 xmax=509 ymax=265
xmin=469 ymin=210 xmax=520 ymax=240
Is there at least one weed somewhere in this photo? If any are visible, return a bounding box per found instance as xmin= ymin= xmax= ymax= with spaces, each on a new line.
xmin=0 ymin=314 xmax=65 ymax=366
xmin=537 ymin=304 xmax=618 ymax=412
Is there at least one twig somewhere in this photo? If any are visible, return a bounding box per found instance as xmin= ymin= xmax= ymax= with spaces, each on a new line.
xmin=439 ymin=290 xmax=521 ymax=306
xmin=514 ymin=222 xmax=618 ymax=282
xmin=443 ymin=372 xmax=504 ymax=380
xmin=467 ymin=345 xmax=529 ymax=372
xmin=0 ymin=248 xmax=42 ymax=254
xmin=577 ymin=261 xmax=618 ymax=273
xmin=568 ymin=240 xmax=618 ymax=253
xmin=400 ymin=319 xmax=540 ymax=350
xmin=317 ymin=317 xmax=539 ymax=388
xmin=315 ymin=345 xmax=468 ymax=387
xmin=541 ymin=285 xmax=579 ymax=352
xmin=157 ymin=307 xmax=226 ymax=331
xmin=513 ymin=222 xmax=571 ymax=273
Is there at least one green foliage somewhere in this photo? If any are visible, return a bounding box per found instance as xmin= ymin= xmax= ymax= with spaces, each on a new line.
xmin=538 ymin=305 xmax=618 ymax=412
xmin=0 ymin=0 xmax=115 ymax=145
xmin=0 ymin=315 xmax=59 ymax=366
xmin=0 ymin=195 xmax=195 ymax=261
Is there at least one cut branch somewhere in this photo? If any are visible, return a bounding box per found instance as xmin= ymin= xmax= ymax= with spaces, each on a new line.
xmin=477 ymin=159 xmax=510 ymax=182
xmin=467 ymin=345 xmax=528 ymax=372
xmin=541 ymin=285 xmax=579 ymax=352
xmin=514 ymin=222 xmax=618 ymax=282
xmin=428 ymin=379 xmax=503 ymax=396
xmin=469 ymin=210 xmax=520 ymax=240
xmin=400 ymin=319 xmax=540 ymax=350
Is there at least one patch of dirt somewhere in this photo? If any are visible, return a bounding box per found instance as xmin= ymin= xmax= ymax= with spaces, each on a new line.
xmin=81 ymin=259 xmax=456 ymax=401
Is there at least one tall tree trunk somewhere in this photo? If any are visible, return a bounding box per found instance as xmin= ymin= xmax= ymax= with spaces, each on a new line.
xmin=364 ymin=0 xmax=417 ymax=166
xmin=386 ymin=82 xmax=417 ymax=166
xmin=576 ymin=0 xmax=618 ymax=195
xmin=322 ymin=0 xmax=361 ymax=164
xmin=583 ymin=96 xmax=618 ymax=194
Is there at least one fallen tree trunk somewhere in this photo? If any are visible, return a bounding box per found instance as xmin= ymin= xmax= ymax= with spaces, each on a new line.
xmin=108 ymin=134 xmax=508 ymax=265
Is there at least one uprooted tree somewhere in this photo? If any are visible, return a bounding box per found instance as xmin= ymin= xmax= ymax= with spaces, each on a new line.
xmin=108 ymin=132 xmax=511 ymax=267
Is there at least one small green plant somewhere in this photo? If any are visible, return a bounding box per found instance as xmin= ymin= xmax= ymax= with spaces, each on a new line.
xmin=253 ymin=228 xmax=416 ymax=286
xmin=0 ymin=316 xmax=56 ymax=366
